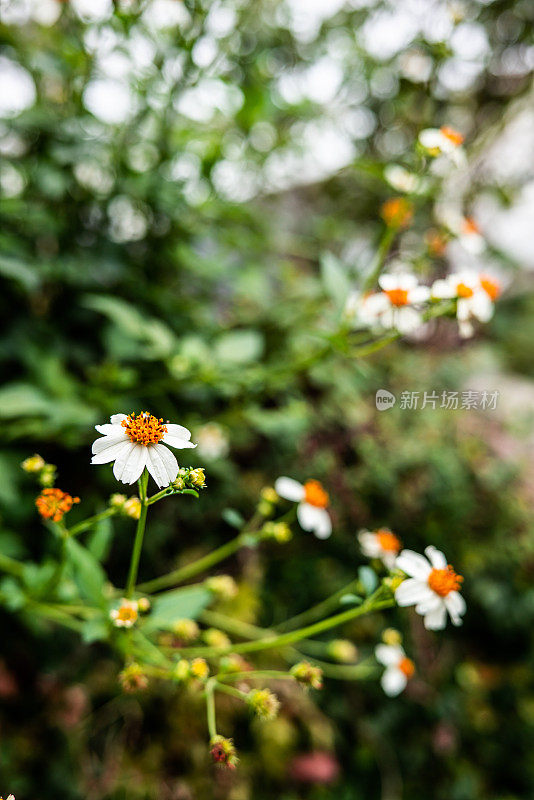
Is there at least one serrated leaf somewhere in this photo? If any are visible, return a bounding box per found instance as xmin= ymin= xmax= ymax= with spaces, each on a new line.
xmin=65 ymin=538 xmax=107 ymax=606
xmin=142 ymin=586 xmax=211 ymax=632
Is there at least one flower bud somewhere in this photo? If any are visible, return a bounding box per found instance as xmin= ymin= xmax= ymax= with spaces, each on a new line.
xmin=173 ymin=659 xmax=191 ymax=683
xmin=119 ymin=663 xmax=148 ymax=693
xmin=39 ymin=464 xmax=57 ymax=487
xmin=110 ymin=493 xmax=127 ymax=509
xmin=218 ymin=654 xmax=252 ymax=674
xmin=172 ymin=618 xmax=200 ymax=643
xmin=22 ymin=454 xmax=45 ymax=473
xmin=261 ymin=487 xmax=278 ymax=504
xmin=327 ymin=639 xmax=358 ymax=663
xmin=123 ymin=497 xmax=142 ymax=520
xmin=247 ymin=688 xmax=280 ymax=720
xmin=382 ymin=627 xmax=403 ymax=646
xmin=380 ymin=197 xmax=414 ymax=229
xmin=190 ymin=657 xmax=210 ymax=681
xmin=262 ymin=521 xmax=292 ymax=543
xmin=189 ymin=468 xmax=206 ymax=488
xmin=137 ymin=597 xmax=151 ymax=613
xmin=203 ymin=628 xmax=231 ymax=649
xmin=210 ymin=735 xmax=238 ymax=769
xmin=290 ymin=661 xmax=323 ymax=690
xmin=205 ymin=575 xmax=238 ymax=600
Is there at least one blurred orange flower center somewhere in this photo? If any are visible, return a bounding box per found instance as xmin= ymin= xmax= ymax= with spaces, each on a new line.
xmin=304 ymin=480 xmax=329 ymax=508
xmin=122 ymin=412 xmax=167 ymax=445
xmin=480 ymin=276 xmax=500 ymax=301
xmin=376 ymin=529 xmax=401 ymax=552
xmin=440 ymin=126 xmax=464 ymax=146
xmin=462 ymin=217 xmax=480 ymax=235
xmin=428 ymin=566 xmax=463 ymax=597
xmin=116 ymin=605 xmax=138 ymax=624
xmin=36 ymin=488 xmax=80 ymax=522
xmin=399 ymin=657 xmax=415 ymax=678
xmin=456 ymin=282 xmax=474 ymax=299
xmin=385 ymin=289 xmax=409 ymax=307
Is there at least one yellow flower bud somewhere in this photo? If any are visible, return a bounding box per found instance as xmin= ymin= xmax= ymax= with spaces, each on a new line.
xmin=247 ymin=688 xmax=280 ymax=720
xmin=22 ymin=454 xmax=45 ymax=473
xmin=123 ymin=497 xmax=142 ymax=520
xmin=203 ymin=628 xmax=231 ymax=649
xmin=172 ymin=618 xmax=200 ymax=642
xmin=205 ymin=575 xmax=238 ymax=600
xmin=327 ymin=639 xmax=358 ymax=663
xmin=190 ymin=657 xmax=209 ymax=681
xmin=382 ymin=628 xmax=403 ymax=646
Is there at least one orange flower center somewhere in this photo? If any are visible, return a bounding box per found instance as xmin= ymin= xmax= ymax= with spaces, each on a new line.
xmin=36 ymin=488 xmax=80 ymax=522
xmin=399 ymin=656 xmax=415 ymax=678
xmin=385 ymin=288 xmax=409 ymax=307
xmin=380 ymin=197 xmax=414 ymax=229
xmin=480 ymin=276 xmax=500 ymax=301
xmin=456 ymin=282 xmax=474 ymax=299
xmin=428 ymin=565 xmax=463 ymax=597
xmin=462 ymin=217 xmax=480 ymax=236
xmin=122 ymin=412 xmax=167 ymax=445
xmin=440 ymin=126 xmax=464 ymax=146
xmin=303 ymin=480 xmax=329 ymax=508
xmin=116 ymin=605 xmax=138 ymax=624
xmin=376 ymin=529 xmax=401 ymax=553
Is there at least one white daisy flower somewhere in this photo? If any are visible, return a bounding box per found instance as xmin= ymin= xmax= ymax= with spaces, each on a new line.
xmin=395 ymin=546 xmax=465 ymax=630
xmin=91 ymin=412 xmax=196 ymax=488
xmin=375 ymin=643 xmax=415 ymax=696
xmin=418 ymin=126 xmax=466 ymax=167
xmin=431 ymin=272 xmax=500 ymax=338
xmin=364 ymin=273 xmax=430 ymax=334
xmin=358 ymin=527 xmax=402 ymax=570
xmin=456 ymin=217 xmax=485 ymax=255
xmin=384 ymin=164 xmax=427 ymax=194
xmin=110 ymin=598 xmax=139 ymax=628
xmin=274 ymin=477 xmax=332 ymax=539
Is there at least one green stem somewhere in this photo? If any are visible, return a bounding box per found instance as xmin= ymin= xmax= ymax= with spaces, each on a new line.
xmin=67 ymin=508 xmax=117 ymax=537
xmin=0 ymin=552 xmax=25 ymax=577
xmin=176 ymin=589 xmax=394 ymax=658
xmin=136 ymin=533 xmax=247 ymax=594
xmin=216 ymin=670 xmax=296 ymax=683
xmin=364 ymin=225 xmax=397 ymax=290
xmin=28 ymin=602 xmax=84 ymax=632
xmin=206 ymin=680 xmax=217 ymax=739
xmin=276 ymin=578 xmax=361 ymax=632
xmin=215 ymin=682 xmax=248 ymax=701
xmin=125 ymin=471 xmax=149 ymax=598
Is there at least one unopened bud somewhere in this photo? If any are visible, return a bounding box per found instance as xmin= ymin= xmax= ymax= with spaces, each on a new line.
xmin=173 ymin=659 xmax=191 ymax=683
xmin=203 ymin=628 xmax=231 ymax=649
xmin=172 ymin=618 xmax=200 ymax=643
xmin=189 ymin=468 xmax=207 ymax=488
xmin=123 ymin=497 xmax=142 ymax=520
xmin=205 ymin=575 xmax=238 ymax=600
xmin=327 ymin=639 xmax=358 ymax=663
xmin=22 ymin=454 xmax=46 ymax=473
xmin=290 ymin=661 xmax=323 ymax=690
xmin=190 ymin=657 xmax=209 ymax=681
xmin=119 ymin=663 xmax=148 ymax=693
xmin=247 ymin=688 xmax=280 ymax=720
xmin=210 ymin=735 xmax=238 ymax=769
xmin=382 ymin=627 xmax=403 ymax=646
xmin=137 ymin=597 xmax=151 ymax=613
xmin=262 ymin=521 xmax=292 ymax=543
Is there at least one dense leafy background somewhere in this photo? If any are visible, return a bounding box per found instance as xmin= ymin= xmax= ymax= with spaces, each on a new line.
xmin=1 ymin=0 xmax=533 ymax=798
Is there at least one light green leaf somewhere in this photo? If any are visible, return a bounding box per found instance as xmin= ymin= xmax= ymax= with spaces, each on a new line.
xmin=81 ymin=616 xmax=109 ymax=644
xmin=214 ymin=330 xmax=264 ymax=364
xmin=358 ymin=566 xmax=378 ymax=596
xmin=320 ymin=252 xmax=351 ymax=309
xmin=65 ymin=538 xmax=107 ymax=606
xmin=142 ymin=586 xmax=211 ymax=632
xmin=87 ymin=515 xmax=114 ymax=563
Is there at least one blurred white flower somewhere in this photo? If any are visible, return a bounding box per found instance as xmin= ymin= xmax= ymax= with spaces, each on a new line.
xmin=375 ymin=643 xmax=415 ymax=696
xmin=431 ymin=271 xmax=500 ymax=338
xmin=110 ymin=598 xmax=138 ymax=628
xmin=83 ymin=79 xmax=136 ymax=125
xmin=419 ymin=126 xmax=466 ymax=167
xmin=91 ymin=412 xmax=196 ymax=488
xmin=358 ymin=528 xmax=402 ymax=570
xmin=0 ymin=57 xmax=36 ymax=118
xmin=384 ymin=164 xmax=427 ymax=194
xmin=395 ymin=546 xmax=465 ymax=630
xmin=355 ymin=274 xmax=430 ymax=335
xmin=195 ymin=423 xmax=229 ymax=460
xmin=274 ymin=477 xmax=332 ymax=539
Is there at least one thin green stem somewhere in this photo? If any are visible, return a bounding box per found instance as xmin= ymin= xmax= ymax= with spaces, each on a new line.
xmin=28 ymin=602 xmax=84 ymax=632
xmin=0 ymin=552 xmax=25 ymax=577
xmin=206 ymin=680 xmax=217 ymax=739
xmin=125 ymin=471 xmax=149 ymax=598
xmin=276 ymin=578 xmax=361 ymax=632
xmin=214 ymin=681 xmax=248 ymax=701
xmin=136 ymin=534 xmax=247 ymax=594
xmin=216 ymin=670 xmax=296 ymax=683
xmin=364 ymin=225 xmax=397 ymax=290
xmin=67 ymin=508 xmax=117 ymax=537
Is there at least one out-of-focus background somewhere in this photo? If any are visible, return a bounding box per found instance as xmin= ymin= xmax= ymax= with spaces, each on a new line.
xmin=1 ymin=1 xmax=534 ymax=798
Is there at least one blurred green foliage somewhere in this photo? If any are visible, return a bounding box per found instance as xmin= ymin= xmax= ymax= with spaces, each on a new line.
xmin=1 ymin=0 xmax=534 ymax=798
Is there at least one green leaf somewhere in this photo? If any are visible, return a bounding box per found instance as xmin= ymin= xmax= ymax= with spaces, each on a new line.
xmin=222 ymin=508 xmax=245 ymax=529
xmin=320 ymin=252 xmax=351 ymax=309
xmin=142 ymin=586 xmax=211 ymax=632
xmin=358 ymin=566 xmax=378 ymax=596
xmin=81 ymin=616 xmax=109 ymax=644
xmin=65 ymin=538 xmax=107 ymax=606
xmin=87 ymin=515 xmax=114 ymax=562
xmin=0 ymin=383 xmax=50 ymax=418
xmin=0 ymin=254 xmax=40 ymax=291
xmin=214 ymin=330 xmax=264 ymax=364
xmin=0 ymin=577 xmax=27 ymax=611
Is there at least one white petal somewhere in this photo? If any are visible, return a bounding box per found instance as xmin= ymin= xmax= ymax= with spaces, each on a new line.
xmin=396 ymin=550 xmax=432 ymax=580
xmin=119 ymin=443 xmax=148 ymax=485
xmin=110 ymin=413 xmax=128 ymax=424
xmin=432 ymin=279 xmax=455 ymax=300
xmin=297 ymin=502 xmax=320 ymax=533
xmin=381 ymin=667 xmax=407 ymax=697
xmin=165 ymin=423 xmax=193 ymax=441
xmin=375 ymin=644 xmax=403 ymax=666
xmin=424 ymin=603 xmax=447 ymax=630
xmin=91 ymin=438 xmax=132 ymax=465
xmin=419 ymin=129 xmax=442 ymax=149
xmin=112 ymin=442 xmax=137 ymax=482
xmin=383 ymin=552 xmax=398 ymax=570
xmin=92 ymin=433 xmax=128 ymax=455
xmin=311 ymin=508 xmax=332 ymax=539
xmin=162 ymin=433 xmax=197 ymax=449
xmin=458 ymin=320 xmax=474 ymax=338
xmin=444 ymin=591 xmax=466 ymax=625
xmin=95 ymin=423 xmax=127 ymax=436
xmin=274 ymin=477 xmax=304 ymax=502
xmin=471 ymin=291 xmax=493 ymax=322
xmin=425 ymin=546 xmax=447 ymax=569
xmin=415 ymin=594 xmax=443 ymax=615
xmin=358 ymin=532 xmax=382 ymax=557
xmin=395 ymin=578 xmax=434 ymax=607
xmin=396 ymin=307 xmax=423 ymax=334
xmin=408 ymin=285 xmax=430 ymax=303
xmin=146 ymin=443 xmax=179 ymax=488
